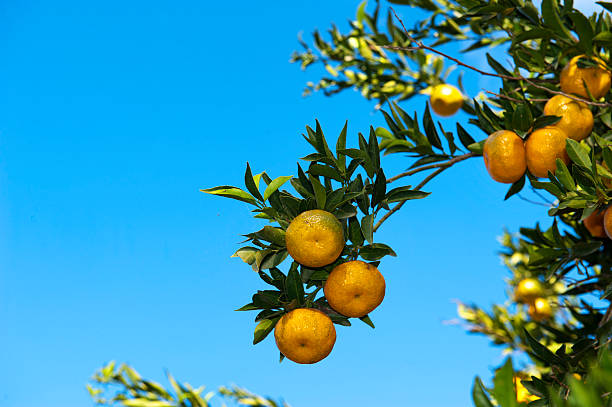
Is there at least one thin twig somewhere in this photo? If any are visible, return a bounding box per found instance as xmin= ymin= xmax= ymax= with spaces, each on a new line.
xmin=484 ymin=89 xmax=548 ymax=104
xmin=385 ymin=8 xmax=612 ymax=108
xmin=386 ymin=152 xmax=475 ymax=184
xmin=374 ymin=166 xmax=447 ymax=232
xmin=517 ymin=193 xmax=553 ymax=207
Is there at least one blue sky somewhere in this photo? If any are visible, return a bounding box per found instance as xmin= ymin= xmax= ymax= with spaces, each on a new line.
xmin=0 ymin=1 xmax=602 ymax=407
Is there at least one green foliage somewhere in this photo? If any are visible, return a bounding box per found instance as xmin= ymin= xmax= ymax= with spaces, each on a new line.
xmin=88 ymin=362 xmax=288 ymax=407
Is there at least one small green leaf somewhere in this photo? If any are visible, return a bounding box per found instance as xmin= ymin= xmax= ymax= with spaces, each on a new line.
xmin=201 ymin=186 xmax=258 ymax=205
xmin=263 ymin=176 xmax=293 ymax=201
xmin=253 ymin=317 xmax=280 ymax=345
xmin=361 ymin=214 xmax=374 ymax=244
xmin=245 ymin=163 xmax=264 ymax=202
xmin=566 ymin=139 xmax=591 ymax=168
xmin=554 ymin=159 xmax=576 ymax=191
xmin=309 ymin=174 xmax=327 ymax=209
xmin=472 ymin=377 xmax=494 ymax=407
xmin=386 ymin=187 xmax=431 ymax=203
xmin=286 ymin=264 xmax=305 ymax=306
xmin=504 ymin=175 xmax=525 ymax=200
xmin=359 ymin=315 xmax=375 ymax=328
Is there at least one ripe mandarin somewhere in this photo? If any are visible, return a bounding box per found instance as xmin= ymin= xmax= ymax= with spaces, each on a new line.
xmin=274 ymin=308 xmax=336 ymax=364
xmin=584 ymin=210 xmax=607 ymax=238
xmin=515 ymin=278 xmax=544 ymax=303
xmin=560 ymin=55 xmax=611 ymax=99
xmin=285 ymin=209 xmax=344 ymax=268
xmin=604 ymin=207 xmax=612 ymax=240
xmin=528 ymin=298 xmax=553 ymax=322
xmin=324 ymin=260 xmax=386 ymax=317
xmin=543 ymin=95 xmax=593 ymax=141
xmin=525 ymin=126 xmax=570 ymax=178
xmin=483 ymin=130 xmax=526 ymax=184
xmin=430 ymin=84 xmax=463 ymax=117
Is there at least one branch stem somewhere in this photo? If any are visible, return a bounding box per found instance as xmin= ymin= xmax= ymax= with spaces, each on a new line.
xmin=386 ymin=8 xmax=612 ymax=108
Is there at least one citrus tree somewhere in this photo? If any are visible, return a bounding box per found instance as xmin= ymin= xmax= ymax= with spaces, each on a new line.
xmin=89 ymin=0 xmax=612 ymax=405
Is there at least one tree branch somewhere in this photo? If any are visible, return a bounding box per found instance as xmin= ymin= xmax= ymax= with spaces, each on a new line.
xmin=386 ymin=7 xmax=612 ymax=108
xmin=386 ymin=152 xmax=475 ymax=184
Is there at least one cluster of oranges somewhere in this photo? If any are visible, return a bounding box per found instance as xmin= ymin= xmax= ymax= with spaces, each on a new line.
xmin=275 ymin=209 xmax=386 ymax=364
xmin=514 ymin=278 xmax=553 ymax=322
xmin=478 ymin=54 xmax=612 ymax=240
xmin=483 ymin=55 xmax=610 ymax=183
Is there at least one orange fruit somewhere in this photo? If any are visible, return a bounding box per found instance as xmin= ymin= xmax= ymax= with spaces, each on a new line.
xmin=604 ymin=207 xmax=612 ymax=240
xmin=542 ymin=95 xmax=593 ymax=141
xmin=602 ymin=162 xmax=612 ymax=189
xmin=483 ymin=130 xmax=527 ymax=184
xmin=274 ymin=308 xmax=336 ymax=364
xmin=285 ymin=209 xmax=344 ymax=268
xmin=515 ymin=278 xmax=544 ymax=303
xmin=430 ymin=84 xmax=463 ymax=116
xmin=323 ymin=260 xmax=386 ymax=317
xmin=525 ymin=126 xmax=570 ymax=178
xmin=515 ymin=376 xmax=539 ymax=403
xmin=560 ymin=55 xmax=611 ymax=99
xmin=584 ymin=209 xmax=607 ymax=238
xmin=528 ymin=298 xmax=554 ymax=322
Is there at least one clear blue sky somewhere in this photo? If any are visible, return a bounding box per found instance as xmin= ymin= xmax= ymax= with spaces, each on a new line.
xmin=0 ymin=1 xmax=600 ymax=407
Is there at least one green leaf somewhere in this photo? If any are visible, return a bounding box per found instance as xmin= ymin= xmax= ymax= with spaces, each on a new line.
xmin=200 ymin=186 xmax=258 ymax=205
xmin=541 ymin=0 xmax=573 ymax=41
xmin=423 ymin=104 xmax=443 ymax=150
xmin=371 ymin=169 xmax=387 ymax=208
xmin=491 ymin=358 xmax=518 ymax=407
xmin=456 ymin=123 xmax=476 ymax=149
xmin=253 ymin=317 xmax=280 ymax=345
xmin=285 ymin=264 xmax=305 ymax=306
xmin=597 ymin=2 xmax=612 ymax=13
xmin=504 ymin=175 xmax=525 ymax=200
xmin=359 ymin=315 xmax=375 ymax=328
xmin=309 ymin=174 xmax=327 ymax=209
xmin=359 ymin=243 xmax=397 ymax=261
xmin=231 ymin=247 xmax=259 ymax=265
xmin=472 ymin=377 xmax=494 ymax=407
xmin=593 ymin=31 xmax=612 ymax=45
xmin=263 ymin=176 xmax=293 ymax=201
xmin=361 ymin=214 xmax=374 ymax=244
xmin=524 ymin=328 xmax=566 ymax=367
xmin=349 ymin=216 xmax=365 ymax=246
xmin=386 ymin=187 xmax=431 ymax=203
xmin=244 ymin=163 xmax=264 ymax=202
xmin=569 ymin=12 xmax=594 ymax=52
xmin=468 ymin=140 xmax=486 ymax=155
xmin=512 ymin=105 xmax=533 ymax=133
xmin=554 ymin=159 xmax=576 ymax=191
xmin=336 ymin=121 xmax=348 ymax=172
xmin=533 ymin=115 xmax=561 ymax=130
xmin=566 ymin=139 xmax=591 ymax=168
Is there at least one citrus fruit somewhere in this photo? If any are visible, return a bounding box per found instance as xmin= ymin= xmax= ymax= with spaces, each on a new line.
xmin=560 ymin=55 xmax=611 ymax=99
xmin=524 ymin=126 xmax=570 ymax=178
xmin=528 ymin=297 xmax=553 ymax=322
xmin=430 ymin=84 xmax=463 ymax=117
xmin=323 ymin=260 xmax=386 ymax=317
xmin=542 ymin=95 xmax=593 ymax=141
xmin=604 ymin=207 xmax=612 ymax=240
xmin=285 ymin=209 xmax=344 ymax=268
xmin=584 ymin=209 xmax=607 ymax=238
xmin=514 ymin=278 xmax=544 ymax=303
xmin=515 ymin=376 xmax=539 ymax=403
xmin=274 ymin=308 xmax=336 ymax=364
xmin=483 ymin=130 xmax=527 ymax=184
